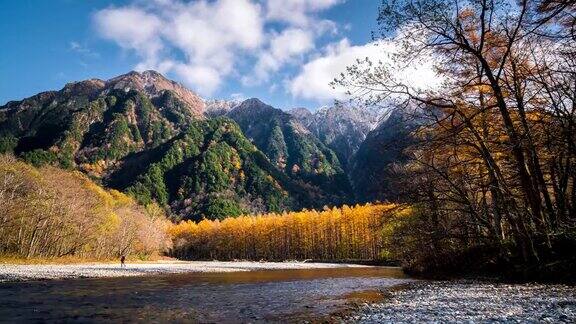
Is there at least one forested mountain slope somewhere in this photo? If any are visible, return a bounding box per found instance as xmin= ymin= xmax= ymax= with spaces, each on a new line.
xmin=0 ymin=71 xmax=203 ymax=173
xmin=0 ymin=71 xmax=362 ymax=219
xmin=108 ymin=117 xmax=319 ymax=221
xmin=225 ymin=98 xmax=354 ymax=204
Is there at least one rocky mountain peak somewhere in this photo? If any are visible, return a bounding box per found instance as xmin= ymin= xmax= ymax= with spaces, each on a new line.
xmin=237 ymin=98 xmax=268 ymax=109
xmin=228 ymin=98 xmax=285 ymax=120
xmin=106 ymin=70 xmax=205 ymax=116
xmin=225 ymin=97 xmax=285 ymax=127
xmin=287 ymin=107 xmax=313 ymax=119
xmin=288 ymin=104 xmax=390 ymax=170
xmin=204 ymin=99 xmax=241 ymax=117
xmin=62 ymin=79 xmax=106 ymax=98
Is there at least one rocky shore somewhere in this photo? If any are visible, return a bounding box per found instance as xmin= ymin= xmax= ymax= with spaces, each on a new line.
xmin=349 ymin=280 xmax=576 ymax=323
xmin=0 ymin=261 xmax=368 ymax=282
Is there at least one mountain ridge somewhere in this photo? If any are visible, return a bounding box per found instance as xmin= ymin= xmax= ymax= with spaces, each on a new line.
xmin=0 ymin=70 xmax=375 ymax=219
xmin=289 ymin=103 xmax=388 ymax=171
xmin=224 ymin=98 xmax=353 ymax=203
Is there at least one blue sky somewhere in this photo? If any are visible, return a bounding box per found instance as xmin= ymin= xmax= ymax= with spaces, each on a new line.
xmin=0 ymin=0 xmax=381 ymax=109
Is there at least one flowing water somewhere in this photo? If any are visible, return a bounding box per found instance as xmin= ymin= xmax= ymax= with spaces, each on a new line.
xmin=0 ymin=266 xmax=410 ymax=323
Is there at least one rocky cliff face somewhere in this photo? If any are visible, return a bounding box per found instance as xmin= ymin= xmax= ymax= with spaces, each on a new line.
xmin=290 ymin=104 xmax=417 ymax=203
xmin=106 ymin=70 xmax=205 ymax=116
xmin=203 ymin=99 xmax=241 ymax=117
xmin=289 ymin=104 xmax=387 ymax=170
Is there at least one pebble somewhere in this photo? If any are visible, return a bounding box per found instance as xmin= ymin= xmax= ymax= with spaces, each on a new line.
xmin=347 ymin=280 xmax=576 ymax=323
xmin=0 ymin=261 xmax=369 ymax=282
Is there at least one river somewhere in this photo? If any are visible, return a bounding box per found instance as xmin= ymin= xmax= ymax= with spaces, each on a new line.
xmin=0 ymin=266 xmax=410 ymax=322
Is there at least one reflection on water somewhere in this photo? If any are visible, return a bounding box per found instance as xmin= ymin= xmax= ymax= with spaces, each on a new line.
xmin=0 ymin=266 xmax=410 ymax=323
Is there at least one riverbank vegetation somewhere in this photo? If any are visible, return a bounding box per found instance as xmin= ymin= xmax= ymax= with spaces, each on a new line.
xmin=0 ymin=151 xmax=409 ymax=264
xmin=0 ymin=154 xmax=171 ymax=260
xmin=169 ymin=203 xmax=406 ymax=261
xmin=337 ymin=0 xmax=576 ymax=279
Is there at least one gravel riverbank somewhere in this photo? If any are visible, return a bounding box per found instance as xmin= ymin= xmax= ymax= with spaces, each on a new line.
xmin=0 ymin=261 xmax=370 ymax=282
xmin=348 ymin=280 xmax=576 ymax=323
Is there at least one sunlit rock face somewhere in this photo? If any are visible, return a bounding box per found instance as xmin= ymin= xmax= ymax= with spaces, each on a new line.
xmin=289 ymin=104 xmax=387 ymax=171
xmin=106 ymin=70 xmax=206 ymax=117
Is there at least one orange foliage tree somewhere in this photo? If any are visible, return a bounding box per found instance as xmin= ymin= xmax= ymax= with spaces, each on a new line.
xmin=335 ymin=0 xmax=576 ymax=274
xmin=169 ymin=204 xmax=404 ymax=261
xmin=0 ymin=154 xmax=171 ymax=260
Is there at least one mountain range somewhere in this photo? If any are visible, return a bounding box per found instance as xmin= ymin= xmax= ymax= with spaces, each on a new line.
xmin=0 ymin=70 xmax=407 ymax=220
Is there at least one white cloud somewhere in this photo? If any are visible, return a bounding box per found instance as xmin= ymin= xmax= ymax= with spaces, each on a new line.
xmin=173 ymin=64 xmax=222 ymax=95
xmin=94 ymin=7 xmax=163 ymax=64
xmin=94 ymin=0 xmax=264 ymax=95
xmin=165 ymin=0 xmax=263 ymax=65
xmin=246 ymin=28 xmax=315 ymax=84
xmin=162 ymin=0 xmax=264 ymax=92
xmin=94 ymin=0 xmax=344 ymax=96
xmin=289 ymin=38 xmax=440 ymax=102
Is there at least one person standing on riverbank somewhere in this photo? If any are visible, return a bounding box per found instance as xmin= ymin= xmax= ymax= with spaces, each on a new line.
xmin=120 ymin=255 xmax=126 ymax=268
